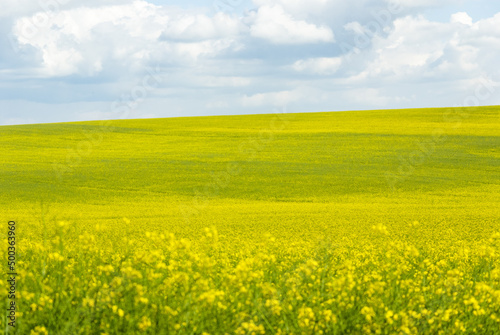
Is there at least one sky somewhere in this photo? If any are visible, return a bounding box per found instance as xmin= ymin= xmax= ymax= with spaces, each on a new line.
xmin=0 ymin=0 xmax=499 ymax=125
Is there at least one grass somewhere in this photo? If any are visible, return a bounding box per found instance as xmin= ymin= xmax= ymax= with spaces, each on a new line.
xmin=0 ymin=106 xmax=499 ymax=334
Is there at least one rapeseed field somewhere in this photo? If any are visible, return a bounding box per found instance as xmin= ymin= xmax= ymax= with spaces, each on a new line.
xmin=1 ymin=107 xmax=499 ymax=334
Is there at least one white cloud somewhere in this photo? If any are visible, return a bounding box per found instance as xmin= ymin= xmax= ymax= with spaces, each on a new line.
xmin=0 ymin=0 xmax=135 ymax=18
xmin=292 ymin=57 xmax=342 ymax=75
xmin=393 ymin=0 xmax=459 ymax=7
xmin=11 ymin=1 xmax=244 ymax=77
xmin=344 ymin=21 xmax=366 ymax=35
xmin=251 ymin=0 xmax=409 ymax=30
xmin=366 ymin=16 xmax=449 ymax=76
xmin=160 ymin=12 xmax=245 ymax=41
xmin=451 ymin=12 xmax=473 ymax=26
xmin=343 ymin=12 xmax=500 ymax=83
xmin=249 ymin=5 xmax=334 ymax=44
xmin=252 ymin=0 xmax=333 ymax=19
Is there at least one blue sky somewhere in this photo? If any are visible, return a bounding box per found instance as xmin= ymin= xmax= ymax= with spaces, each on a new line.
xmin=1 ymin=0 xmax=499 ymax=125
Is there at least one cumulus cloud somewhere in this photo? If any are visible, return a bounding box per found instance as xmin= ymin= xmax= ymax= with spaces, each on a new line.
xmin=159 ymin=12 xmax=245 ymax=41
xmin=393 ymin=0 xmax=458 ymax=8
xmin=252 ymin=0 xmax=335 ymax=20
xmin=352 ymin=16 xmax=451 ymax=80
xmin=11 ymin=1 xmax=244 ymax=77
xmin=345 ymin=12 xmax=500 ymax=84
xmin=248 ymin=4 xmax=334 ymax=44
xmin=0 ymin=0 xmax=135 ymax=18
xmin=451 ymin=12 xmax=473 ymax=26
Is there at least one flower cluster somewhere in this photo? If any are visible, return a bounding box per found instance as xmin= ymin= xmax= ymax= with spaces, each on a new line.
xmin=2 ymin=221 xmax=500 ymax=334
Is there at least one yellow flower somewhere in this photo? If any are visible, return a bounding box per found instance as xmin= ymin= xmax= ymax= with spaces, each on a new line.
xmin=360 ymin=306 xmax=376 ymax=322
xmin=48 ymin=252 xmax=65 ymax=262
xmin=30 ymin=326 xmax=48 ymax=335
xmin=265 ymin=299 xmax=282 ymax=316
xmin=83 ymin=298 xmax=95 ymax=308
xmin=138 ymin=316 xmax=152 ymax=331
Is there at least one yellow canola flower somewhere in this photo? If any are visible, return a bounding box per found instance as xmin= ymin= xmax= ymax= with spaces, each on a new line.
xmin=138 ymin=316 xmax=151 ymax=331
xmin=30 ymin=326 xmax=48 ymax=335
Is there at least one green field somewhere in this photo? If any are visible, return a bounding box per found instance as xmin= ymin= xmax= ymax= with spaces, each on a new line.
xmin=1 ymin=106 xmax=499 ymax=334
